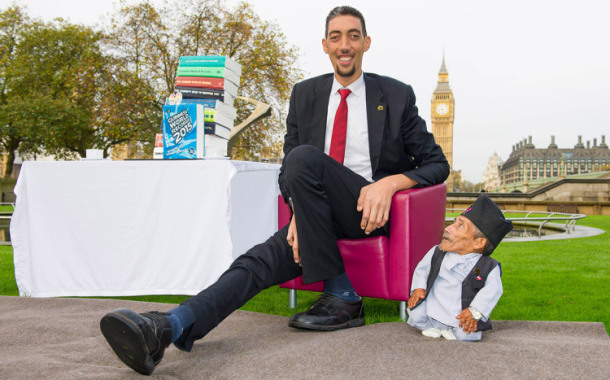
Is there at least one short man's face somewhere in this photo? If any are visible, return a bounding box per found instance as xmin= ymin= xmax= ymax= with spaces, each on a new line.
xmin=322 ymin=15 xmax=371 ymax=87
xmin=439 ymin=216 xmax=485 ymax=255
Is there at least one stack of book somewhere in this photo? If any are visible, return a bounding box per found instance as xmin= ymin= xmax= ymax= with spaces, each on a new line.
xmin=175 ymin=55 xmax=241 ymax=105
xmin=162 ymin=55 xmax=241 ymax=159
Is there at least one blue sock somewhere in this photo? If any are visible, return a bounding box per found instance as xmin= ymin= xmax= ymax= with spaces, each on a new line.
xmin=324 ymin=272 xmax=360 ymax=302
xmin=166 ymin=305 xmax=195 ymax=343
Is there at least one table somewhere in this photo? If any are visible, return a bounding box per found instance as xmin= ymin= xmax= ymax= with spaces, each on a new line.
xmin=10 ymin=160 xmax=281 ymax=297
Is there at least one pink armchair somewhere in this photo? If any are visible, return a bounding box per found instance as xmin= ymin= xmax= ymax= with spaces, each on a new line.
xmin=278 ymin=183 xmax=447 ymax=320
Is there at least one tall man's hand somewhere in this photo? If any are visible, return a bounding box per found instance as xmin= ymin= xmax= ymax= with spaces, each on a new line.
xmin=357 ymin=174 xmax=417 ymax=234
xmin=287 ymin=214 xmax=300 ymax=266
xmin=408 ymin=288 xmax=426 ymax=309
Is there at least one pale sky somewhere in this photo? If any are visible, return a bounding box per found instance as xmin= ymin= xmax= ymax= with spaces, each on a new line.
xmin=2 ymin=0 xmax=609 ymax=182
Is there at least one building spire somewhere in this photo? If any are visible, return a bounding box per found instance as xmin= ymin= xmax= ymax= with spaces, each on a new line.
xmin=435 ymin=52 xmax=451 ymax=91
xmin=439 ymin=51 xmax=448 ymax=75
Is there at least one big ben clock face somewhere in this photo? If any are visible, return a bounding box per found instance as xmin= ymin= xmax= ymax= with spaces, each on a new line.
xmin=436 ymin=103 xmax=449 ymax=116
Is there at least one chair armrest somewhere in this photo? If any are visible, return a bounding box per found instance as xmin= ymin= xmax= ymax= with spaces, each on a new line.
xmin=278 ymin=195 xmax=292 ymax=229
xmin=387 ymin=183 xmax=447 ymax=299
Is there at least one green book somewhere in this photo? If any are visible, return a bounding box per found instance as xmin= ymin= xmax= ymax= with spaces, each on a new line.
xmin=203 ymin=108 xmax=235 ymax=128
xmin=176 ymin=66 xmax=240 ymax=86
xmin=178 ymin=55 xmax=242 ymax=76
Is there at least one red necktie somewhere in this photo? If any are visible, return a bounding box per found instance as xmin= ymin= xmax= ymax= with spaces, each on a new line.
xmin=329 ymin=89 xmax=351 ymax=164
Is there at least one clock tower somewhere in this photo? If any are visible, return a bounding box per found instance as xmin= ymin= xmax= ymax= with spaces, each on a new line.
xmin=431 ymin=54 xmax=455 ymax=191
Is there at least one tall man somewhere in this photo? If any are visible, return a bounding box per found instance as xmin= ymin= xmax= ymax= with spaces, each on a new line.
xmin=100 ymin=6 xmax=449 ymax=375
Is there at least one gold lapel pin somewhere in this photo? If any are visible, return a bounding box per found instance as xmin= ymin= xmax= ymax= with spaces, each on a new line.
xmin=377 ymin=105 xmax=384 ymax=111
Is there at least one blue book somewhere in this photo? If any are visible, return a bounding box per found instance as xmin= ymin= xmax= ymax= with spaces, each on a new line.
xmin=165 ymin=95 xmax=236 ymax=118
xmin=162 ymin=104 xmax=204 ymax=159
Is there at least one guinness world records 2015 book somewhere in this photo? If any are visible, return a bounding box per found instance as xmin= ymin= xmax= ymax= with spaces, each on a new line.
xmin=162 ymin=103 xmax=205 ymax=159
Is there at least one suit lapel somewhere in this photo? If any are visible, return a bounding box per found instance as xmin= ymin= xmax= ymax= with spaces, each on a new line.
xmin=365 ymin=74 xmax=386 ymax=173
xmin=309 ymin=76 xmax=333 ymax=150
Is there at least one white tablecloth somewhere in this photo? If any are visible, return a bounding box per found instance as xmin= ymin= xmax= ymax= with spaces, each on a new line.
xmin=10 ymin=160 xmax=281 ymax=297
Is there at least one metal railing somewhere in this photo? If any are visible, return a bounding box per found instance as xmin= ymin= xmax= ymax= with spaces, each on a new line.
xmin=0 ymin=202 xmax=15 ymax=211
xmin=0 ymin=202 xmax=15 ymax=245
xmin=446 ymin=209 xmax=586 ymax=237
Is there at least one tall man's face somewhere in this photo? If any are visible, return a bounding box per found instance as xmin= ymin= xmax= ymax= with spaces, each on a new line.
xmin=322 ymin=15 xmax=371 ymax=87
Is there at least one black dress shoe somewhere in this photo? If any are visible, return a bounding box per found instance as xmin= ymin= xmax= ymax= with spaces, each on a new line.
xmin=100 ymin=309 xmax=172 ymax=375
xmin=288 ymin=293 xmax=365 ymax=331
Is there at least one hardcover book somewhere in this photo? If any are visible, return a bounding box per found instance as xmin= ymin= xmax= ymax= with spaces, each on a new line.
xmin=178 ymin=55 xmax=242 ymax=76
xmin=153 ymin=133 xmax=163 ymax=159
xmin=176 ymin=66 xmax=240 ymax=86
xmin=205 ymin=134 xmax=229 ymax=157
xmin=204 ymin=108 xmax=235 ymax=129
xmin=162 ymin=103 xmax=205 ymax=159
xmin=204 ymin=122 xmax=231 ymax=139
xmin=175 ymin=77 xmax=238 ymax=97
xmin=166 ymin=95 xmax=236 ymax=118
xmin=172 ymin=87 xmax=234 ymax=104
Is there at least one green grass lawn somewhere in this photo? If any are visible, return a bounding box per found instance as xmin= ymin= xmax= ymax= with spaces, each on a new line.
xmin=492 ymin=215 xmax=609 ymax=327
xmin=1 ymin=216 xmax=608 ymax=333
xmin=0 ymin=205 xmax=15 ymax=212
xmin=0 ymin=245 xmax=18 ymax=296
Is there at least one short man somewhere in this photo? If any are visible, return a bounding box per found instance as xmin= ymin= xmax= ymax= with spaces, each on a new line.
xmin=407 ymin=194 xmax=513 ymax=341
xmin=100 ymin=6 xmax=449 ymax=375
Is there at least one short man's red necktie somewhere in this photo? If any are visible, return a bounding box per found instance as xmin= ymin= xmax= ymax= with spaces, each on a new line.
xmin=329 ymin=88 xmax=351 ymax=164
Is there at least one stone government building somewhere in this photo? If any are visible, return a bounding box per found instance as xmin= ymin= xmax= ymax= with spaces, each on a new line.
xmin=465 ymin=135 xmax=610 ymax=215
xmin=500 ymin=135 xmax=609 ymax=187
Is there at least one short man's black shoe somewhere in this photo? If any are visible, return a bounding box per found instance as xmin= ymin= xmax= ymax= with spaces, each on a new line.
xmin=288 ymin=293 xmax=365 ymax=331
xmin=100 ymin=309 xmax=172 ymax=375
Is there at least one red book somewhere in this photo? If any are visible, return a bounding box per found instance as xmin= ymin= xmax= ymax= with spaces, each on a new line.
xmin=155 ymin=133 xmax=163 ymax=147
xmin=175 ymin=76 xmax=238 ymax=96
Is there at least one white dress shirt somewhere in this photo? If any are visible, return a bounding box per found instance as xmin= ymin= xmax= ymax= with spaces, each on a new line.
xmin=324 ymin=74 xmax=373 ymax=182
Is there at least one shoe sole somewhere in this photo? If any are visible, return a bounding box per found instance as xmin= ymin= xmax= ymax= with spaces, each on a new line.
xmin=100 ymin=309 xmax=155 ymax=375
xmin=288 ymin=317 xmax=365 ymax=331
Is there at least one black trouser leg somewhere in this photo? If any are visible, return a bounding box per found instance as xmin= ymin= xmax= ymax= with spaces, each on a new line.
xmin=176 ymin=226 xmax=301 ymax=351
xmin=280 ymin=145 xmax=386 ymax=283
xmin=175 ymin=145 xmax=387 ymax=350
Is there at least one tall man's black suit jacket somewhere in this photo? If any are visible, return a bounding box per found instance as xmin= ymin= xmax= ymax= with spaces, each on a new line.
xmin=279 ymin=72 xmax=450 ymax=200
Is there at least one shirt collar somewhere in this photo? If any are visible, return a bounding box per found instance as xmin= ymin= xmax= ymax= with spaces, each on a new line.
xmin=447 ymin=251 xmax=483 ymax=261
xmin=331 ymin=73 xmax=365 ymax=98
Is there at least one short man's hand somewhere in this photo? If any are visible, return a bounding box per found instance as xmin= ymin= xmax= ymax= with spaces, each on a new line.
xmin=287 ymin=214 xmax=300 ymax=266
xmin=456 ymin=308 xmax=478 ymax=334
xmin=407 ymin=288 xmax=426 ymax=309
xmin=357 ymin=174 xmax=417 ymax=235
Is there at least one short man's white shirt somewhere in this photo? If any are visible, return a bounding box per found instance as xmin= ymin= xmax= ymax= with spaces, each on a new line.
xmin=324 ymin=74 xmax=373 ymax=182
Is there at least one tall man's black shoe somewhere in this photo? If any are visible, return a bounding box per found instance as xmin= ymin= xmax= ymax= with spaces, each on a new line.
xmin=100 ymin=309 xmax=172 ymax=375
xmin=288 ymin=293 xmax=365 ymax=331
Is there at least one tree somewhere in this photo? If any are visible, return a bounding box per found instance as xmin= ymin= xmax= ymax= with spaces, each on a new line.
xmin=14 ymin=20 xmax=106 ymax=159
xmin=104 ymin=0 xmax=302 ymax=159
xmin=93 ymin=61 xmax=161 ymax=157
xmin=0 ymin=6 xmax=31 ymax=178
xmin=0 ymin=5 xmax=162 ymax=175
xmin=0 ymin=0 xmax=300 ymax=176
